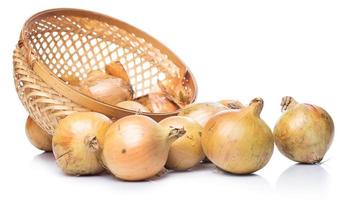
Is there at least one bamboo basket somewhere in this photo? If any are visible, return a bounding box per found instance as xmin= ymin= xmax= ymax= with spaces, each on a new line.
xmin=13 ymin=8 xmax=197 ymax=135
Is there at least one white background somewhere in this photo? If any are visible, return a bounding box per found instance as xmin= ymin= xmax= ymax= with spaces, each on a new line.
xmin=0 ymin=1 xmax=340 ymax=200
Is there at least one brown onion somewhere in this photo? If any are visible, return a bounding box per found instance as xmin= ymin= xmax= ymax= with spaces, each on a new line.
xmin=25 ymin=116 xmax=52 ymax=152
xmin=159 ymin=116 xmax=204 ymax=170
xmin=102 ymin=115 xmax=185 ymax=181
xmin=105 ymin=61 xmax=130 ymax=83
xmin=202 ymin=98 xmax=274 ymax=174
xmin=115 ymin=101 xmax=150 ymax=112
xmin=61 ymin=73 xmax=80 ymax=86
xmin=219 ymin=99 xmax=244 ymax=109
xmin=135 ymin=93 xmax=179 ymax=113
xmin=52 ymin=112 xmax=112 ymax=175
xmin=157 ymin=78 xmax=191 ymax=108
xmin=274 ymin=96 xmax=334 ymax=164
xmin=179 ymin=100 xmax=242 ymax=163
xmin=178 ymin=102 xmax=228 ymax=127
xmin=80 ymin=70 xmax=133 ymax=106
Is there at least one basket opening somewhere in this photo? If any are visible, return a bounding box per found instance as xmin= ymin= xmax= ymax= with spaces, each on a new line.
xmin=26 ymin=14 xmax=183 ymax=98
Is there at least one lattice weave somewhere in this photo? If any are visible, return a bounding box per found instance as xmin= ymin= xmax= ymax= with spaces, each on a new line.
xmin=13 ymin=9 xmax=197 ymax=135
xmin=13 ymin=45 xmax=88 ymax=134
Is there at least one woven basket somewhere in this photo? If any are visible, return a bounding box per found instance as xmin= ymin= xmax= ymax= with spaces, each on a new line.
xmin=13 ymin=8 xmax=197 ymax=135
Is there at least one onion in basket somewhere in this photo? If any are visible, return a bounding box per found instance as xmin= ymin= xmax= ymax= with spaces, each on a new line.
xmin=105 ymin=61 xmax=130 ymax=83
xmin=115 ymin=101 xmax=150 ymax=112
xmin=25 ymin=116 xmax=52 ymax=152
xmin=157 ymin=78 xmax=191 ymax=108
xmin=61 ymin=73 xmax=80 ymax=86
xmin=135 ymin=93 xmax=179 ymax=113
xmin=102 ymin=115 xmax=185 ymax=181
xmin=80 ymin=70 xmax=133 ymax=106
xmin=52 ymin=112 xmax=112 ymax=176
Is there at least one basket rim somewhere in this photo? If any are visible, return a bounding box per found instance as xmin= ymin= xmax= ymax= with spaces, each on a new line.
xmin=19 ymin=8 xmax=198 ymax=118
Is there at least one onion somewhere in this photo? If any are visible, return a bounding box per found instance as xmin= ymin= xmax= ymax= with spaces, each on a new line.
xmin=52 ymin=112 xmax=112 ymax=175
xmin=159 ymin=116 xmax=204 ymax=170
xmin=155 ymin=71 xmax=195 ymax=108
xmin=274 ymin=96 xmax=334 ymax=164
xmin=61 ymin=73 xmax=80 ymax=86
xmin=80 ymin=70 xmax=133 ymax=106
xmin=102 ymin=115 xmax=185 ymax=181
xmin=179 ymin=100 xmax=242 ymax=163
xmin=25 ymin=116 xmax=52 ymax=152
xmin=219 ymin=99 xmax=244 ymax=109
xmin=178 ymin=102 xmax=227 ymax=127
xmin=202 ymin=98 xmax=274 ymax=174
xmin=115 ymin=101 xmax=150 ymax=112
xmin=135 ymin=93 xmax=179 ymax=113
xmin=157 ymin=79 xmax=191 ymax=108
xmin=105 ymin=61 xmax=130 ymax=83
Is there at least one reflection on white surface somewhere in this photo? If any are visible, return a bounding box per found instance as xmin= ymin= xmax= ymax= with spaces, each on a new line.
xmin=212 ymin=165 xmax=271 ymax=188
xmin=31 ymin=153 xmax=332 ymax=200
xmin=276 ymin=164 xmax=330 ymax=200
xmin=32 ymin=152 xmax=55 ymax=164
xmin=30 ymin=155 xmax=274 ymax=198
xmin=202 ymin=164 xmax=274 ymax=199
xmin=31 ymin=152 xmax=61 ymax=175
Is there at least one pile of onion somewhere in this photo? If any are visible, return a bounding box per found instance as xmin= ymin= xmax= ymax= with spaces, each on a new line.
xmin=159 ymin=116 xmax=204 ymax=170
xmin=274 ymin=96 xmax=334 ymax=164
xmin=76 ymin=61 xmax=189 ymax=113
xmin=202 ymin=98 xmax=274 ymax=174
xmin=52 ymin=112 xmax=112 ymax=175
xmin=60 ymin=61 xmax=134 ymax=107
xmin=102 ymin=115 xmax=185 ymax=181
xmin=132 ymin=71 xmax=194 ymax=113
xmin=25 ymin=116 xmax=52 ymax=152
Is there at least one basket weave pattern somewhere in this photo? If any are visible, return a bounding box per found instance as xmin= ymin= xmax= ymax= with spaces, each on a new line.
xmin=26 ymin=15 xmax=181 ymax=96
xmin=13 ymin=9 xmax=196 ymax=135
xmin=14 ymin=45 xmax=88 ymax=135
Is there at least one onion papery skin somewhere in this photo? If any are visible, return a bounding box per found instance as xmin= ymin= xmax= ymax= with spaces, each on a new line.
xmin=274 ymin=97 xmax=334 ymax=164
xmin=105 ymin=61 xmax=130 ymax=83
xmin=178 ymin=101 xmax=242 ymax=163
xmin=25 ymin=117 xmax=52 ymax=152
xmin=135 ymin=93 xmax=179 ymax=113
xmin=218 ymin=99 xmax=244 ymax=110
xmin=178 ymin=102 xmax=227 ymax=127
xmin=202 ymin=98 xmax=274 ymax=174
xmin=80 ymin=71 xmax=133 ymax=106
xmin=52 ymin=112 xmax=112 ymax=176
xmin=159 ymin=116 xmax=204 ymax=170
xmin=102 ymin=115 xmax=173 ymax=181
xmin=115 ymin=101 xmax=150 ymax=112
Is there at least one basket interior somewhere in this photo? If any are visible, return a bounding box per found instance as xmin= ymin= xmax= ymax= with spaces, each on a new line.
xmin=24 ymin=12 xmax=185 ymax=98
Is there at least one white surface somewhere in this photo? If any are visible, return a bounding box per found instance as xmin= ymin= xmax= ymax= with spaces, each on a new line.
xmin=0 ymin=0 xmax=340 ymax=199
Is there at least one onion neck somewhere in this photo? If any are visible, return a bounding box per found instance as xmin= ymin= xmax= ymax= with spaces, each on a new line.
xmin=84 ymin=135 xmax=99 ymax=152
xmin=168 ymin=127 xmax=186 ymax=143
xmin=281 ymin=96 xmax=298 ymax=112
xmin=220 ymin=100 xmax=244 ymax=109
xmin=248 ymin=97 xmax=264 ymax=116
